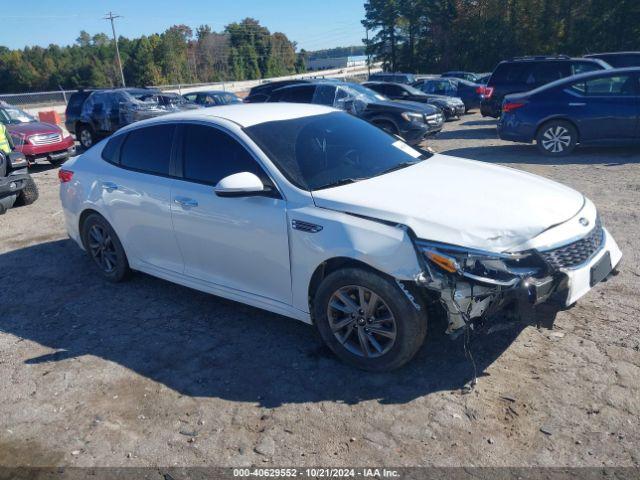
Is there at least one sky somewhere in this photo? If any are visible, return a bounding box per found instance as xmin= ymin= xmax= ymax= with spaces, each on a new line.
xmin=0 ymin=0 xmax=366 ymax=52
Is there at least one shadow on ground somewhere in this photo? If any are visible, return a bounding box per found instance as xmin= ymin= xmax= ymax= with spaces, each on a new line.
xmin=0 ymin=239 xmax=554 ymax=407
xmin=436 ymin=127 xmax=498 ymax=141
xmin=440 ymin=143 xmax=640 ymax=165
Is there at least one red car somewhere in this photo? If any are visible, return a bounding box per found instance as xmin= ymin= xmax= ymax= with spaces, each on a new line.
xmin=0 ymin=102 xmax=75 ymax=166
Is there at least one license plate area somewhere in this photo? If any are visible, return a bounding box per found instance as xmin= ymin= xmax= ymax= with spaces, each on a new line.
xmin=590 ymin=251 xmax=612 ymax=287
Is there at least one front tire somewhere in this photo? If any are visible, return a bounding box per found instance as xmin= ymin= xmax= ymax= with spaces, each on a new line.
xmin=15 ymin=176 xmax=39 ymax=206
xmin=313 ymin=267 xmax=427 ymax=371
xmin=81 ymin=213 xmax=130 ymax=282
xmin=536 ymin=120 xmax=577 ymax=156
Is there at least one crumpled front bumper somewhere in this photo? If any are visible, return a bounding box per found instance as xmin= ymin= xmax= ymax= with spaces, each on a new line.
xmin=415 ymin=226 xmax=622 ymax=335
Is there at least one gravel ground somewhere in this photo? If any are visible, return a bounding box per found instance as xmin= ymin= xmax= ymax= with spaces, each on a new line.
xmin=0 ymin=113 xmax=639 ymax=468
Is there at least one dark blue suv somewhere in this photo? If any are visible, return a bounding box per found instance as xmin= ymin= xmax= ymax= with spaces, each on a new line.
xmin=497 ymin=68 xmax=640 ymax=156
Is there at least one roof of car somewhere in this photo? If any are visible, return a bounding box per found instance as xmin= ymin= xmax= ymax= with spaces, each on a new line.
xmin=585 ymin=51 xmax=640 ymax=56
xmin=121 ymin=103 xmax=337 ymax=130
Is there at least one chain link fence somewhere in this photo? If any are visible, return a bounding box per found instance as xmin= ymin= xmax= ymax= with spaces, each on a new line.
xmin=0 ymin=64 xmax=381 ymax=112
xmin=0 ymin=89 xmax=77 ymax=109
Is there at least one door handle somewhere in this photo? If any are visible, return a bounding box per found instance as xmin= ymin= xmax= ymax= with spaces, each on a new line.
xmin=569 ymin=102 xmax=586 ymax=107
xmin=174 ymin=197 xmax=198 ymax=208
xmin=101 ymin=181 xmax=119 ymax=192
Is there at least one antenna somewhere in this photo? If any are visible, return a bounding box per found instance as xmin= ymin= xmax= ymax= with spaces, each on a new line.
xmin=104 ymin=12 xmax=126 ymax=87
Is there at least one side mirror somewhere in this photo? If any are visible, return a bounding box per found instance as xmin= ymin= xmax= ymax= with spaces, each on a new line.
xmin=401 ymin=91 xmax=410 ymax=97
xmin=214 ymin=172 xmax=268 ymax=197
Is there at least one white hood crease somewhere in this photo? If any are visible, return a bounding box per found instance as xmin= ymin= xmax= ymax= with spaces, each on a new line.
xmin=312 ymin=154 xmax=585 ymax=253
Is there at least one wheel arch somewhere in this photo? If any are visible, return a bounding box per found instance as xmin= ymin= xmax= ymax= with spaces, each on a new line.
xmin=307 ymin=257 xmax=409 ymax=323
xmin=369 ymin=116 xmax=400 ymax=134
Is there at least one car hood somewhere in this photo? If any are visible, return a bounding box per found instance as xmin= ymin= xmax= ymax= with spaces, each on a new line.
xmin=7 ymin=121 xmax=61 ymax=136
xmin=311 ymin=154 xmax=585 ymax=253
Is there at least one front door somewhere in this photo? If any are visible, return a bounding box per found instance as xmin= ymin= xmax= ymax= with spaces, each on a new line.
xmin=170 ymin=123 xmax=292 ymax=305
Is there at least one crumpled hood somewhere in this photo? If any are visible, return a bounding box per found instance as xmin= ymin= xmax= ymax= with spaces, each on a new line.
xmin=312 ymin=154 xmax=585 ymax=253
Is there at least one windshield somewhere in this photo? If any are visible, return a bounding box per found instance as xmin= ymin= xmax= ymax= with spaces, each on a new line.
xmin=0 ymin=107 xmax=36 ymax=124
xmin=245 ymin=112 xmax=431 ymax=191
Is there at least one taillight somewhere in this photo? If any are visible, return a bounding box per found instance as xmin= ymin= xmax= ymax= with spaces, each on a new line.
xmin=502 ymin=102 xmax=525 ymax=113
xmin=481 ymin=86 xmax=494 ymax=98
xmin=475 ymin=86 xmax=484 ymax=94
xmin=58 ymin=169 xmax=74 ymax=183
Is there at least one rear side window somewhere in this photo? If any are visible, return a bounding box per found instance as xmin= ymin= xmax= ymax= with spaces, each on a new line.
xmin=572 ymin=61 xmax=603 ymax=75
xmin=584 ymin=75 xmax=637 ymax=96
xmin=181 ymin=124 xmax=266 ymax=185
xmin=280 ymin=86 xmax=316 ymax=103
xmin=120 ymin=124 xmax=175 ymax=175
xmin=101 ymin=134 xmax=125 ymax=164
xmin=66 ymin=92 xmax=90 ymax=114
xmin=490 ymin=63 xmax=531 ymax=84
xmin=312 ymin=85 xmax=337 ymax=106
xmin=525 ymin=62 xmax=570 ymax=86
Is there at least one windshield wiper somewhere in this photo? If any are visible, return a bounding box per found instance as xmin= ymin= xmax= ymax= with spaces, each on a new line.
xmin=315 ymin=177 xmax=368 ymax=190
xmin=379 ymin=160 xmax=422 ymax=176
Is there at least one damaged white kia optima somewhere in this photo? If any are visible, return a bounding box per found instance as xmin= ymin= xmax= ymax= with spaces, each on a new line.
xmin=60 ymin=104 xmax=622 ymax=371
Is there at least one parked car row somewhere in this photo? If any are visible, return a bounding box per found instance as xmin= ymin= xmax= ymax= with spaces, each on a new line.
xmin=64 ymin=88 xmax=243 ymax=150
xmin=245 ymin=79 xmax=445 ymax=145
xmin=368 ymin=51 xmax=640 ymax=156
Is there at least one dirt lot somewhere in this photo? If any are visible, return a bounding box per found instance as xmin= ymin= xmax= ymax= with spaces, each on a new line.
xmin=1 ymin=113 xmax=639 ymax=468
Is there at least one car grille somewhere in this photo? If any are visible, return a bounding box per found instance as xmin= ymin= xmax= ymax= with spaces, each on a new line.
xmin=29 ymin=133 xmax=62 ymax=146
xmin=539 ymin=218 xmax=604 ymax=269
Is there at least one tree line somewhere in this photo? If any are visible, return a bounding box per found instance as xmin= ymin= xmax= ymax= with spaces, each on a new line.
xmin=363 ymin=0 xmax=640 ymax=73
xmin=0 ymin=18 xmax=306 ymax=94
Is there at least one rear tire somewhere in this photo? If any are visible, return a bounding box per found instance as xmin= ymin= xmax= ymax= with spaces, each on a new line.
xmin=15 ymin=176 xmax=39 ymax=206
xmin=536 ymin=120 xmax=577 ymax=156
xmin=81 ymin=213 xmax=131 ymax=282
xmin=313 ymin=267 xmax=427 ymax=371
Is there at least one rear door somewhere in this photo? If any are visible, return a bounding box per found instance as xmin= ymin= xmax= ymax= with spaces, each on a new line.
xmin=99 ymin=124 xmax=184 ymax=273
xmin=566 ymin=73 xmax=639 ymax=141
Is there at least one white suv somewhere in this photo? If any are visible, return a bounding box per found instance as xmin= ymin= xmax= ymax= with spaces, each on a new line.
xmin=59 ymin=104 xmax=622 ymax=371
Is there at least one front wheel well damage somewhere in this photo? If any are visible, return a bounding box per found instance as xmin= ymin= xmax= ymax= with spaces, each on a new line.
xmin=307 ymin=257 xmax=438 ymax=325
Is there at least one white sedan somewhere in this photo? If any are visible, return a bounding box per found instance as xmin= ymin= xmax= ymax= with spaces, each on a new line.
xmin=59 ymin=104 xmax=622 ymax=371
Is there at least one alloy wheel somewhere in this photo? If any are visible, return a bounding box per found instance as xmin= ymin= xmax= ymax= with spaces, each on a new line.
xmin=87 ymin=224 xmax=118 ymax=273
xmin=541 ymin=125 xmax=571 ymax=153
xmin=80 ymin=129 xmax=93 ymax=148
xmin=327 ymin=285 xmax=397 ymax=358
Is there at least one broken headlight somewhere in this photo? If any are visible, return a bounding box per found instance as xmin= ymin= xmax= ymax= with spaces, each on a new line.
xmin=416 ymin=240 xmax=545 ymax=287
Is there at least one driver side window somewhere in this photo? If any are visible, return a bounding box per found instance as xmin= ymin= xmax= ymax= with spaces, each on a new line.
xmin=181 ymin=124 xmax=270 ymax=186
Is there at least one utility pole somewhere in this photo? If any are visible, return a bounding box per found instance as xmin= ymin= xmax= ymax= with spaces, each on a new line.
xmin=104 ymin=12 xmax=126 ymax=87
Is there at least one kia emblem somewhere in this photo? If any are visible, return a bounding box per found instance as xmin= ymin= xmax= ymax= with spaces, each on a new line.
xmin=579 ymin=217 xmax=589 ymax=227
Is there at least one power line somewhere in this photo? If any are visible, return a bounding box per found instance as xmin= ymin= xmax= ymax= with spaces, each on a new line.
xmin=104 ymin=11 xmax=126 ymax=87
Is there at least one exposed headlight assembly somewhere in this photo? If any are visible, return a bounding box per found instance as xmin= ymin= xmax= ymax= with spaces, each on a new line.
xmin=416 ymin=240 xmax=544 ymax=287
xmin=401 ymin=111 xmax=425 ymax=123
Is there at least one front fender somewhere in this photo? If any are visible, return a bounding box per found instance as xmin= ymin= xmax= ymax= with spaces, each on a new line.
xmin=287 ymin=206 xmax=422 ymax=313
